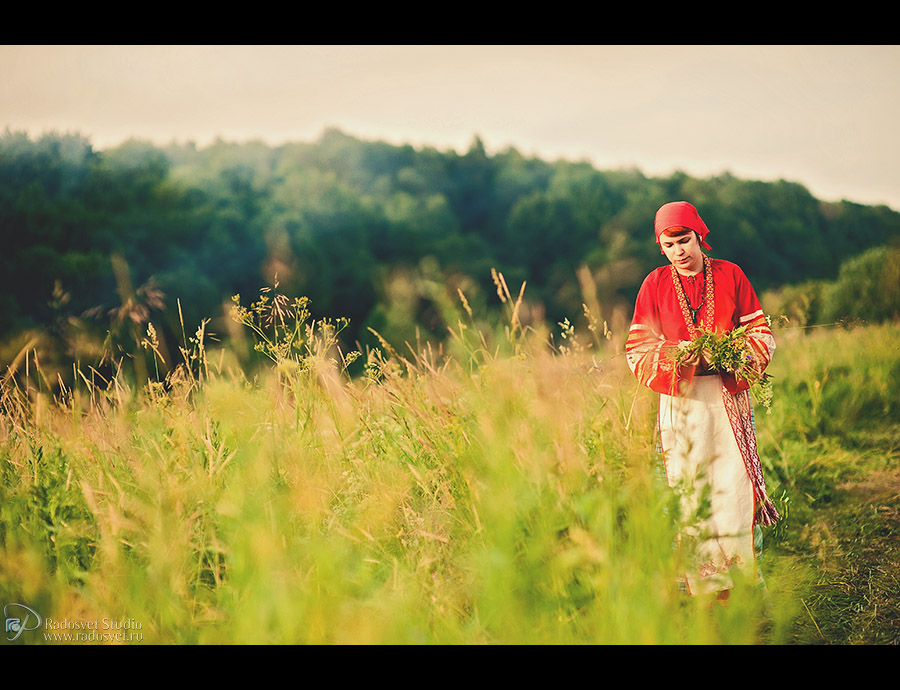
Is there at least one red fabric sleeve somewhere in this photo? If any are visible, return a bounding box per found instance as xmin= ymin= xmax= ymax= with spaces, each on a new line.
xmin=625 ymin=270 xmax=696 ymax=395
xmin=733 ymin=264 xmax=776 ymax=379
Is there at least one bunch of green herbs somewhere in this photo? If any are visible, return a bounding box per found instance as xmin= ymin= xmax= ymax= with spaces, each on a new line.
xmin=677 ymin=324 xmax=774 ymax=412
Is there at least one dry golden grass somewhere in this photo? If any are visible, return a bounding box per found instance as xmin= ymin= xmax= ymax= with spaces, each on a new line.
xmin=7 ymin=282 xmax=897 ymax=644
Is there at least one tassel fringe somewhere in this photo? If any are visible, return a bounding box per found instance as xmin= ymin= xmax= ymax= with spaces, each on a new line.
xmin=756 ymin=498 xmax=780 ymax=527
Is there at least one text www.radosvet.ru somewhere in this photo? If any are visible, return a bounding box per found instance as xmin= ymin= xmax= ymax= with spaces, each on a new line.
xmin=42 ymin=630 xmax=143 ymax=642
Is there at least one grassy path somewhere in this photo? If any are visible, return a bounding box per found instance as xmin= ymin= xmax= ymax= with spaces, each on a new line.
xmin=790 ymin=466 xmax=900 ymax=644
xmin=751 ymin=322 xmax=900 ymax=645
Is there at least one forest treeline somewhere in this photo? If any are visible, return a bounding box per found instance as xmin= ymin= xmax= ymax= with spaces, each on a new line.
xmin=2 ymin=128 xmax=900 ymax=378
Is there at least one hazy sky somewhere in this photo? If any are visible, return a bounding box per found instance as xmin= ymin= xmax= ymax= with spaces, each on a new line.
xmin=3 ymin=45 xmax=899 ymax=209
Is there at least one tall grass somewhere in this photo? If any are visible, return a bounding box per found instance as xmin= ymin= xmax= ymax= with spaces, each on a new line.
xmin=2 ymin=279 xmax=846 ymax=645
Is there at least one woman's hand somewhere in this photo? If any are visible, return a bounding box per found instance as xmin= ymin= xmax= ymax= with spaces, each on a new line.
xmin=678 ymin=341 xmax=712 ymax=369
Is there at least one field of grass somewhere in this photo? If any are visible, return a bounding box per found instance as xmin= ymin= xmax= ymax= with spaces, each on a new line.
xmin=2 ymin=286 xmax=898 ymax=645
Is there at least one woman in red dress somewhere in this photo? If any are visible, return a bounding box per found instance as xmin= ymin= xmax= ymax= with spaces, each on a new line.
xmin=625 ymin=201 xmax=779 ymax=597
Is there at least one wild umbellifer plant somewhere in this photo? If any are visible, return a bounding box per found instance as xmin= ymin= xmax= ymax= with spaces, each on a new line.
xmin=230 ymin=281 xmax=359 ymax=373
xmin=230 ymin=283 xmax=311 ymax=364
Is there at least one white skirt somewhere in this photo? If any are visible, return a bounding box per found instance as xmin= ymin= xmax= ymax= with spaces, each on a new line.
xmin=659 ymin=375 xmax=757 ymax=595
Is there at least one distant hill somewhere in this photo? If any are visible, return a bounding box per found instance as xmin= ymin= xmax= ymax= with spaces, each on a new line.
xmin=3 ymin=128 xmax=899 ymax=365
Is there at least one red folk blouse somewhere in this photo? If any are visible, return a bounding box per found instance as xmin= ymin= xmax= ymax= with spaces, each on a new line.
xmin=625 ymin=257 xmax=775 ymax=396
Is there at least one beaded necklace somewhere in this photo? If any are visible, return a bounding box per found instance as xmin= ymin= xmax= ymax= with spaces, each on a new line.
xmin=670 ymin=255 xmax=715 ymax=337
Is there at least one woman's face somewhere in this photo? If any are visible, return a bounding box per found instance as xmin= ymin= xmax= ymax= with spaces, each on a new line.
xmin=660 ymin=229 xmax=703 ymax=275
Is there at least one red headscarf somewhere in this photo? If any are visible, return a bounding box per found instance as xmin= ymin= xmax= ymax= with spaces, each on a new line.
xmin=654 ymin=201 xmax=712 ymax=253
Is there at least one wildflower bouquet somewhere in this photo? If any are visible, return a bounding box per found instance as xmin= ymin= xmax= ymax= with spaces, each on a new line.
xmin=676 ymin=324 xmax=774 ymax=412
